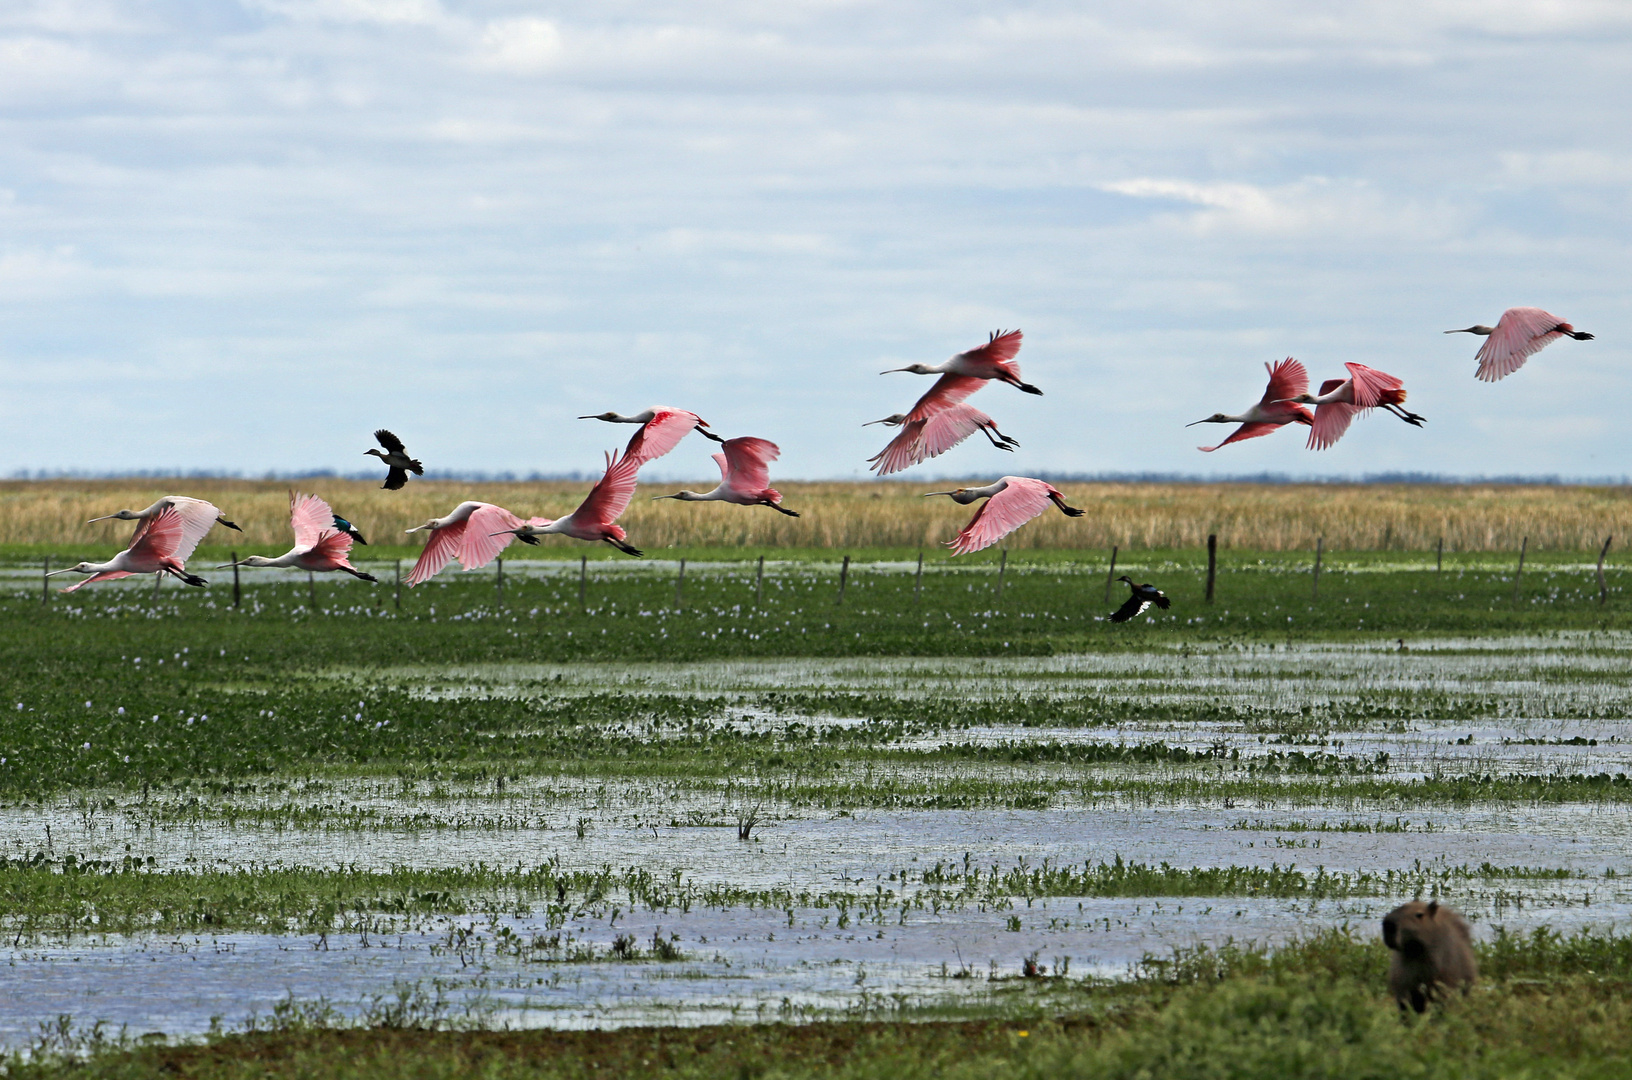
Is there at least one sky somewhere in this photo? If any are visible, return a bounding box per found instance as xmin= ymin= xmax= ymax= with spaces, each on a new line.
xmin=2 ymin=1 xmax=1630 ymax=481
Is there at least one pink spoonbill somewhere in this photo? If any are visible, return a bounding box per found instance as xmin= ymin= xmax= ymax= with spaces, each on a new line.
xmin=653 ymin=437 xmax=799 ymax=515
xmin=1447 ymin=307 xmax=1595 ymax=382
xmin=404 ymin=501 xmax=547 ymax=586
xmin=88 ymin=496 xmax=240 ymax=549
xmin=1188 ymin=358 xmax=1314 ymax=452
xmin=579 ymin=407 xmax=724 ymax=467
xmin=219 ymin=493 xmax=378 ymax=582
xmin=866 ymin=402 xmax=1019 ymax=476
xmin=493 ymin=449 xmax=645 ymax=557
xmin=51 ymin=507 xmax=208 ymax=592
xmin=1283 ymin=363 xmax=1425 ymax=450
xmin=924 ymin=477 xmax=1084 ymax=556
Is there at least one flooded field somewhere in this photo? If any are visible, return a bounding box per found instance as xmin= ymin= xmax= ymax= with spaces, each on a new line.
xmin=5 ymin=623 xmax=1632 ymax=1044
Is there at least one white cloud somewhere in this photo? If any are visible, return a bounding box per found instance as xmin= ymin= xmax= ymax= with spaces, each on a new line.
xmin=474 ymin=16 xmax=563 ymax=73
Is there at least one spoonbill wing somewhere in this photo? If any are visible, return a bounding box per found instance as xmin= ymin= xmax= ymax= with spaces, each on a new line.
xmin=623 ymin=408 xmax=706 ymax=467
xmin=131 ymin=497 xmax=222 ymax=562
xmin=904 ymin=374 xmax=985 ymax=423
xmin=1307 ymin=402 xmax=1360 ymax=450
xmin=289 ymin=492 xmax=336 ymax=549
xmin=947 ymin=477 xmax=1053 ymax=556
xmin=1475 ymin=308 xmax=1569 ymax=382
xmin=1198 ymin=422 xmax=1279 ymax=452
xmin=576 ymin=449 xmax=642 ymax=527
xmin=1342 ymin=364 xmax=1404 ymax=410
xmin=1259 ymin=357 xmax=1309 ymax=405
xmin=719 ymin=437 xmax=778 ymax=496
xmin=959 ymin=329 xmax=1024 ymax=379
xmin=60 ymin=570 xmax=133 ymax=594
xmin=461 ymin=505 xmax=523 ymax=570
xmin=128 ymin=506 xmax=188 ymax=561
xmin=407 ymin=521 xmax=468 ymax=586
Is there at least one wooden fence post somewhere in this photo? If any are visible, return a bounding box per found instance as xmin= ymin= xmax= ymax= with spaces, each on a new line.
xmin=676 ymin=559 xmax=686 ymax=609
xmin=1205 ymin=534 xmax=1217 ymax=604
xmin=1104 ymin=545 xmax=1118 ymax=604
xmin=1312 ymin=537 xmax=1323 ymax=600
xmin=41 ymin=556 xmax=49 ymax=606
xmin=308 ymin=570 xmax=317 ymax=609
xmin=231 ymin=554 xmax=241 ymax=609
xmin=496 ymin=556 xmax=504 ymax=603
xmin=578 ymin=554 xmax=587 ymax=608
xmin=995 ymin=549 xmax=1007 ymax=600
xmin=914 ymin=551 xmax=924 ymax=603
xmin=394 ymin=559 xmax=402 ymax=610
xmin=755 ymin=555 xmax=765 ymax=606
xmin=837 ymin=555 xmax=850 ymax=604
xmin=1512 ymin=537 xmax=1528 ymax=602
xmin=1436 ymin=537 xmax=1444 ymax=574
xmin=1598 ymin=535 xmax=1613 ymax=606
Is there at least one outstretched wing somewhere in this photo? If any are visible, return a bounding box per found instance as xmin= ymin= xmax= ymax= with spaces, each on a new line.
xmin=576 ymin=449 xmax=641 ymax=526
xmin=623 ymin=408 xmax=705 ymax=467
xmin=60 ymin=570 xmax=133 ymax=594
xmin=375 ymin=429 xmax=408 ymax=453
xmin=905 ymin=374 xmax=985 ymax=423
xmin=383 ymin=467 xmax=409 ymax=490
xmin=1110 ymin=595 xmax=1150 ymax=623
xmin=407 ymin=521 xmax=467 ymax=586
xmin=1260 ymin=357 xmax=1308 ymax=405
xmin=1343 ymin=363 xmax=1404 ymax=409
xmin=719 ymin=437 xmax=778 ymax=496
xmin=1475 ymin=308 xmax=1568 ymax=382
xmin=1307 ymin=403 xmax=1360 ymax=451
xmin=1198 ymin=422 xmax=1278 ymax=452
xmin=128 ymin=506 xmax=187 ymax=562
xmin=960 ymin=329 xmax=1024 ymax=378
xmin=460 ymin=505 xmax=523 ymax=570
xmin=309 ymin=529 xmax=353 ymax=567
xmin=918 ymin=403 xmax=998 ymax=461
xmin=947 ymin=478 xmax=1052 ymax=556
xmin=868 ymin=420 xmax=926 ymax=476
xmin=131 ymin=497 xmax=221 ymax=562
xmin=289 ymin=492 xmax=335 ymax=549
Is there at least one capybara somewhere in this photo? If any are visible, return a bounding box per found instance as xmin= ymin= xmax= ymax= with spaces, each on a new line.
xmin=1383 ymin=900 xmax=1478 ymax=1012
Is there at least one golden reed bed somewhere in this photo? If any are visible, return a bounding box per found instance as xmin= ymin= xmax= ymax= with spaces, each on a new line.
xmin=3 ymin=479 xmax=1630 ymax=553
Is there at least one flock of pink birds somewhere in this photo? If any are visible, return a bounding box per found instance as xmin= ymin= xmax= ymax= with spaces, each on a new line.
xmin=49 ymin=306 xmax=1591 ymax=596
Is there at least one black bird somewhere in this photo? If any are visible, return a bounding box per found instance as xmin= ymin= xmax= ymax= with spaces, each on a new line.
xmin=1111 ymin=576 xmax=1170 ymax=623
xmin=332 ymin=514 xmax=367 ymax=545
xmin=364 ymin=429 xmax=423 ymax=490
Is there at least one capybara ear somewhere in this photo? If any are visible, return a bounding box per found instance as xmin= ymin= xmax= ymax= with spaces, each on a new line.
xmin=1427 ymin=900 xmax=1439 ymax=917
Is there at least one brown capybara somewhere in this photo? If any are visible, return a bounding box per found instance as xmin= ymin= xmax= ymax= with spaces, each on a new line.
xmin=1383 ymin=900 xmax=1478 ymax=1012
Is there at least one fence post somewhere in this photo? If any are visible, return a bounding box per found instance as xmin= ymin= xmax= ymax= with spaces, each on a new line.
xmin=837 ymin=555 xmax=850 ymax=605
xmin=914 ymin=551 xmax=924 ymax=603
xmin=496 ymin=556 xmax=504 ymax=603
xmin=153 ymin=572 xmax=162 ymax=600
xmin=41 ymin=556 xmax=49 ymax=606
xmin=1512 ymin=537 xmax=1528 ymax=602
xmin=1598 ymin=535 xmax=1613 ymax=606
xmin=996 ymin=549 xmax=1007 ymax=600
xmin=755 ymin=555 xmax=765 ymax=607
xmin=231 ymin=553 xmax=241 ymax=609
xmin=1312 ymin=537 xmax=1323 ymax=600
xmin=579 ymin=554 xmax=587 ymax=608
xmin=394 ymin=559 xmax=402 ymax=610
xmin=1104 ymin=545 xmax=1119 ymax=604
xmin=308 ymin=570 xmax=317 ymax=609
xmin=1436 ymin=537 xmax=1444 ymax=574
xmin=1205 ymin=534 xmax=1217 ymax=604
xmin=676 ymin=559 xmax=686 ymax=609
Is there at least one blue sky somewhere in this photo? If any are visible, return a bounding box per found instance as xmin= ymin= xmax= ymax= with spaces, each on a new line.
xmin=1 ymin=1 xmax=1628 ymax=480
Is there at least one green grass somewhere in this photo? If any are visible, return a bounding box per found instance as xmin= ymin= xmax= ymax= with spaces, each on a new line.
xmin=9 ymin=927 xmax=1632 ymax=1079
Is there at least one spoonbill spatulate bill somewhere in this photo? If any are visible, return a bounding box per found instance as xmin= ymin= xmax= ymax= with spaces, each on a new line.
xmin=494 ymin=449 xmax=646 ymax=558
xmin=51 ymin=507 xmax=208 ymax=593
xmin=1111 ymin=576 xmax=1171 ymax=623
xmin=579 ymin=407 xmax=724 ymax=466
xmin=220 ymin=493 xmax=378 ymax=582
xmin=1188 ymin=358 xmax=1314 ymax=452
xmin=1447 ymin=307 xmax=1594 ymax=382
xmin=1285 ymin=363 xmax=1425 ymax=450
xmin=653 ymin=437 xmax=799 ymax=515
xmin=866 ymin=402 xmax=1019 ymax=476
xmin=365 ymin=429 xmax=423 ymax=490
xmin=924 ymin=476 xmax=1084 ymax=556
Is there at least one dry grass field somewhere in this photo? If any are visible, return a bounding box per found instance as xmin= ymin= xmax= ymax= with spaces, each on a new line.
xmin=4 ymin=478 xmax=1631 ymax=553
